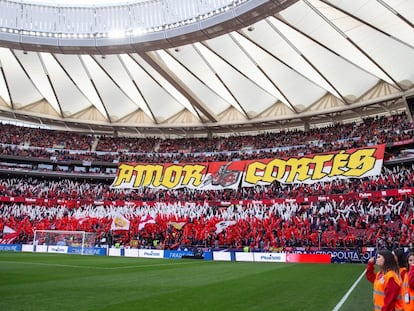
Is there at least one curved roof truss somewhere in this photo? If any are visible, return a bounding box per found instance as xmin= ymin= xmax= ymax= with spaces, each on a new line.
xmin=0 ymin=0 xmax=412 ymax=137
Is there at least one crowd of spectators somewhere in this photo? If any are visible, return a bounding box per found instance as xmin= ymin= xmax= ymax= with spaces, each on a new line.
xmin=0 ymin=113 xmax=413 ymax=165
xmin=0 ymin=112 xmax=414 ymax=251
xmin=0 ymin=163 xmax=413 ymax=250
xmin=0 ymin=192 xmax=412 ymax=251
xmin=0 ymin=165 xmax=413 ymax=202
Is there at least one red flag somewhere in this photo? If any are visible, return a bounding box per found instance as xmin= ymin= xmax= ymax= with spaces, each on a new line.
xmin=138 ymin=215 xmax=156 ymax=230
xmin=0 ymin=226 xmax=19 ymax=244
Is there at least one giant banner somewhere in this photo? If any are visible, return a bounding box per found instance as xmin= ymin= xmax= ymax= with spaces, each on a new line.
xmin=111 ymin=144 xmax=385 ymax=190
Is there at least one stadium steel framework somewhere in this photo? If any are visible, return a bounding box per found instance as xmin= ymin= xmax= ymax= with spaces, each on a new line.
xmin=0 ymin=0 xmax=413 ymax=137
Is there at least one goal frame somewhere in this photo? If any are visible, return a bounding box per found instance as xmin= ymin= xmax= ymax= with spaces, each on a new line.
xmin=33 ymin=230 xmax=96 ymax=255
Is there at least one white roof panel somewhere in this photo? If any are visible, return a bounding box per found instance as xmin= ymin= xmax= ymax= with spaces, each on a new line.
xmin=0 ymin=49 xmax=43 ymax=107
xmin=41 ymin=52 xmax=92 ymax=117
xmin=0 ymin=0 xmax=412 ymax=132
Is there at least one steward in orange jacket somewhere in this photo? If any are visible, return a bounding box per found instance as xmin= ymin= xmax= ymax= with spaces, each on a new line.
xmin=366 ymin=250 xmax=402 ymax=311
xmin=402 ymin=252 xmax=414 ymax=311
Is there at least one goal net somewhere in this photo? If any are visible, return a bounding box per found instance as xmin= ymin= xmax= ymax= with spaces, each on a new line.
xmin=33 ymin=230 xmax=96 ymax=255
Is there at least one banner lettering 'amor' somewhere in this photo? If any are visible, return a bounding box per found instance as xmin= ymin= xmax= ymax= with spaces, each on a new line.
xmin=111 ymin=144 xmax=385 ymax=190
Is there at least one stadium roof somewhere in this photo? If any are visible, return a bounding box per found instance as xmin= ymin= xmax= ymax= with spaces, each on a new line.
xmin=0 ymin=0 xmax=413 ymax=137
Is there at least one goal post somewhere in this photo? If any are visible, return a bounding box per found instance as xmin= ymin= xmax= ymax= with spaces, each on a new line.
xmin=33 ymin=230 xmax=96 ymax=255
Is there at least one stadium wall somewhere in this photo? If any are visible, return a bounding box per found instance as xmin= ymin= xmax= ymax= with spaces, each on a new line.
xmin=2 ymin=242 xmax=393 ymax=264
xmin=0 ymin=243 xmax=338 ymax=264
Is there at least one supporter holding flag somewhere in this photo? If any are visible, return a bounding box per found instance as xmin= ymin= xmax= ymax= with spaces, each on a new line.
xmin=138 ymin=215 xmax=156 ymax=230
xmin=3 ymin=225 xmax=15 ymax=235
xmin=168 ymin=221 xmax=186 ymax=231
xmin=0 ymin=225 xmax=19 ymax=244
xmin=215 ymin=220 xmax=236 ymax=234
xmin=110 ymin=213 xmax=130 ymax=231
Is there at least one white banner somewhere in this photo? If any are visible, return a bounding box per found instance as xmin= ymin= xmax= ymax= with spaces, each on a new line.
xmin=139 ymin=249 xmax=164 ymax=258
xmin=253 ymin=252 xmax=286 ymax=263
xmin=213 ymin=251 xmax=232 ymax=261
xmin=235 ymin=252 xmax=254 ymax=262
xmin=124 ymin=249 xmax=139 ymax=257
xmin=48 ymin=245 xmax=68 ymax=254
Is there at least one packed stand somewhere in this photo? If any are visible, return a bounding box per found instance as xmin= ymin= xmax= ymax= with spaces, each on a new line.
xmin=0 ymin=112 xmax=414 ymax=251
xmin=0 ymin=164 xmax=414 ymax=250
xmin=0 ymin=113 xmax=413 ymax=165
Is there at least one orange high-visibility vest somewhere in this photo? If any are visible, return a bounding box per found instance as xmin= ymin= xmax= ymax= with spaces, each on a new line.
xmin=396 ymin=267 xmax=407 ymax=311
xmin=373 ymin=270 xmax=402 ymax=311
xmin=402 ymin=272 xmax=414 ymax=311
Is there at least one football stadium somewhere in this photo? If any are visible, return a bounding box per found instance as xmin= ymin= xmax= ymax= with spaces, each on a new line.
xmin=0 ymin=0 xmax=414 ymax=310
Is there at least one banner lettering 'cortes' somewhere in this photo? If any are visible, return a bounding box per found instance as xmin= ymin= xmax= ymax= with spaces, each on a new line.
xmin=111 ymin=145 xmax=385 ymax=189
xmin=243 ymin=144 xmax=385 ymax=186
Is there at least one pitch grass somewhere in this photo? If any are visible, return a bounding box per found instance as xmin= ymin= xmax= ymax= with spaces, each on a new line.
xmin=0 ymin=252 xmax=372 ymax=311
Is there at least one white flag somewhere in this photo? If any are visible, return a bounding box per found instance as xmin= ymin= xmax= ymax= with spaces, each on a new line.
xmin=111 ymin=213 xmax=130 ymax=230
xmin=138 ymin=215 xmax=156 ymax=230
xmin=215 ymin=220 xmax=236 ymax=234
xmin=3 ymin=225 xmax=16 ymax=234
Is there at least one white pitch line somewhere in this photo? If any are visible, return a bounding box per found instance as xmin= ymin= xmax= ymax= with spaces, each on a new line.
xmin=332 ymin=268 xmax=367 ymax=311
xmin=104 ymin=261 xmax=202 ymax=270
xmin=0 ymin=260 xmax=201 ymax=270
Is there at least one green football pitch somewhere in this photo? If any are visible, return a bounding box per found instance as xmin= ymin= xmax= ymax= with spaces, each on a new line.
xmin=0 ymin=252 xmax=372 ymax=311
